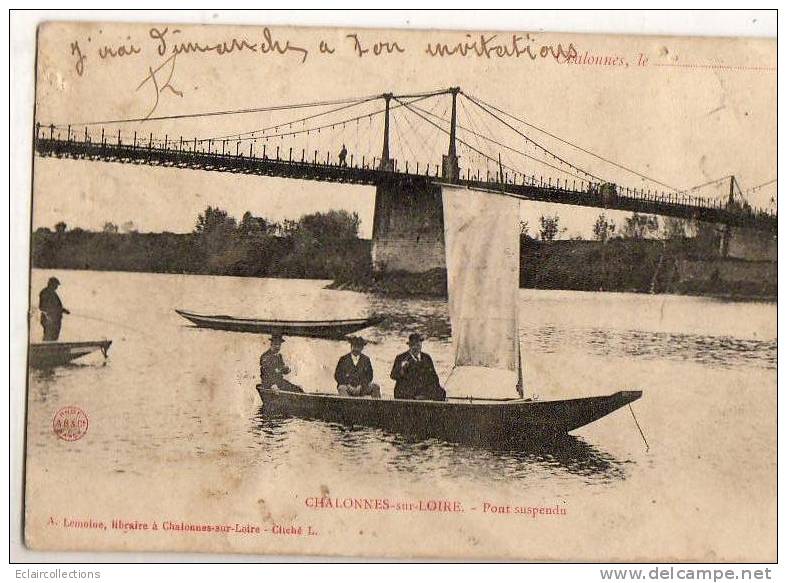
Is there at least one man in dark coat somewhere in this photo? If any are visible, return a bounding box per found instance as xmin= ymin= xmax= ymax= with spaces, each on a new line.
xmin=334 ymin=336 xmax=380 ymax=398
xmin=39 ymin=277 xmax=70 ymax=341
xmin=338 ymin=144 xmax=348 ymax=167
xmin=259 ymin=334 xmax=302 ymax=392
xmin=390 ymin=333 xmax=446 ymax=401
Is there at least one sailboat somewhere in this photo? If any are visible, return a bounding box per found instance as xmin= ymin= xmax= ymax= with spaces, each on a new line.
xmin=257 ymin=184 xmax=641 ymax=445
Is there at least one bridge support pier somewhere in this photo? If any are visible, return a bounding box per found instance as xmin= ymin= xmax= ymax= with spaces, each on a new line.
xmin=371 ymin=182 xmax=446 ymax=274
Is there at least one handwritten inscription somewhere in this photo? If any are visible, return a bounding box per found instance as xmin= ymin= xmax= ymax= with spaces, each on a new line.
xmin=70 ymin=41 xmax=87 ymax=76
xmin=136 ymin=54 xmax=183 ymax=119
xmin=98 ymin=37 xmax=142 ymax=60
xmin=345 ymin=34 xmax=405 ymax=58
xmin=149 ymin=27 xmax=308 ymax=63
xmin=67 ymin=27 xmax=582 ymax=78
xmin=63 ymin=27 xmax=583 ymax=119
xmin=426 ymin=33 xmax=577 ymax=62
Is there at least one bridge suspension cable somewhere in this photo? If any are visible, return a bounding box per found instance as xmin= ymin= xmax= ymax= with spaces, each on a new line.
xmin=743 ymin=178 xmax=776 ymax=194
xmin=392 ymin=96 xmax=522 ymax=178
xmin=462 ymin=91 xmax=681 ymax=193
xmin=198 ymin=93 xmax=441 ymax=145
xmin=408 ymin=101 xmax=606 ymax=184
xmin=460 ymin=92 xmax=611 ymax=186
xmin=394 ymin=97 xmax=449 ymax=169
xmin=49 ymin=92 xmax=399 ymax=128
xmin=681 ymin=175 xmax=733 ymax=193
xmin=205 ymin=88 xmax=452 ymax=142
xmin=395 ymin=95 xmax=588 ymax=185
xmin=207 ymin=97 xmax=379 ymax=142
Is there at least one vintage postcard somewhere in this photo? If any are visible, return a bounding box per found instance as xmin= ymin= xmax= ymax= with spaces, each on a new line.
xmin=23 ymin=19 xmax=776 ymax=561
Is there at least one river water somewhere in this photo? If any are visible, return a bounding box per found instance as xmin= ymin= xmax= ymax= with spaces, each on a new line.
xmin=24 ymin=268 xmax=776 ymax=560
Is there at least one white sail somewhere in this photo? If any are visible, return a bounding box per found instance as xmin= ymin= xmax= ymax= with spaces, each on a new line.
xmin=441 ymin=184 xmax=522 ymax=399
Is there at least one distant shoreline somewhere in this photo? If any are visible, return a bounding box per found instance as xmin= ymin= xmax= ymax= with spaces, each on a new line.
xmin=31 ymin=258 xmax=776 ymax=303
xmin=30 ymin=264 xmax=776 ymax=303
xmin=33 ymin=205 xmax=776 ymax=302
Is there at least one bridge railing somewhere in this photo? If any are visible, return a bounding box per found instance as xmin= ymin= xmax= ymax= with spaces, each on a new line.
xmin=33 ymin=124 xmax=777 ymax=230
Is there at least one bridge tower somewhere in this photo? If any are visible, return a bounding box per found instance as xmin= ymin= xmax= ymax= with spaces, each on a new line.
xmin=371 ymin=88 xmax=462 ymax=275
xmin=719 ymin=176 xmax=735 ymax=258
xmin=442 ymin=87 xmax=461 ymax=184
xmin=720 ymin=176 xmax=778 ymax=261
xmin=378 ymin=93 xmax=394 ymax=172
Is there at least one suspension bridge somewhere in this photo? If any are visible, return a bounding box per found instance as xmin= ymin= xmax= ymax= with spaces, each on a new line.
xmin=33 ymin=86 xmax=776 ymax=272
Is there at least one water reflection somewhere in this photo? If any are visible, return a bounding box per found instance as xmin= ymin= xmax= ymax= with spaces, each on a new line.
xmin=250 ymin=412 xmax=628 ymax=485
xmin=367 ymin=295 xmax=452 ymax=341
xmin=369 ymin=293 xmax=776 ymax=370
xmin=544 ymin=327 xmax=777 ymax=369
xmin=25 ymin=271 xmax=776 ymax=516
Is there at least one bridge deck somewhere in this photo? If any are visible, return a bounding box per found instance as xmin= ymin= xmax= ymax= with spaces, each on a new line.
xmin=33 ymin=137 xmax=777 ymax=232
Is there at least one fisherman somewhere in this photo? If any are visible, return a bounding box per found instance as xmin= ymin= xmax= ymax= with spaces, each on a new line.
xmin=38 ymin=276 xmax=70 ymax=341
xmin=259 ymin=334 xmax=303 ymax=392
xmin=338 ymin=144 xmax=348 ymax=167
xmin=390 ymin=333 xmax=446 ymax=401
xmin=334 ymin=336 xmax=380 ymax=398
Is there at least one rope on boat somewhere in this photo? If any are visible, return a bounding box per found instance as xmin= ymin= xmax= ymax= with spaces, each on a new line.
xmin=628 ymin=403 xmax=649 ymax=452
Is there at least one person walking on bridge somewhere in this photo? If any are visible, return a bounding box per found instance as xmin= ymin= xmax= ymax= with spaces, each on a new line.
xmin=38 ymin=277 xmax=69 ymax=341
xmin=338 ymin=144 xmax=348 ymax=167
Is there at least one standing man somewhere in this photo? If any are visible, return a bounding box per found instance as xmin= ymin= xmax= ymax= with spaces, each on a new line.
xmin=334 ymin=336 xmax=380 ymax=398
xmin=390 ymin=333 xmax=445 ymax=401
xmin=338 ymin=144 xmax=348 ymax=167
xmin=38 ymin=277 xmax=69 ymax=341
xmin=259 ymin=334 xmax=303 ymax=393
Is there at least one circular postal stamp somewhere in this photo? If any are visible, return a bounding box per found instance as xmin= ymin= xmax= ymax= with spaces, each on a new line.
xmin=52 ymin=406 xmax=89 ymax=441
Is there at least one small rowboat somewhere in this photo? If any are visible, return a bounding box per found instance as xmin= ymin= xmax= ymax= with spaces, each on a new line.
xmin=29 ymin=340 xmax=112 ymax=369
xmin=175 ymin=309 xmax=384 ymax=339
xmin=257 ymin=386 xmax=643 ymax=445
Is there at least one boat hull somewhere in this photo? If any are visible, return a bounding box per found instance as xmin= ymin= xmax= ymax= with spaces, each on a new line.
xmin=257 ymin=387 xmax=642 ymax=444
xmin=29 ymin=340 xmax=112 ymax=369
xmin=176 ymin=309 xmax=384 ymax=339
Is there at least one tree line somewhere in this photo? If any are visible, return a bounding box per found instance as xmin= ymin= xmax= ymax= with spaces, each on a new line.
xmin=521 ymin=211 xmax=721 ymax=248
xmin=33 ymin=206 xmax=759 ymax=297
xmin=33 ymin=207 xmax=369 ymax=280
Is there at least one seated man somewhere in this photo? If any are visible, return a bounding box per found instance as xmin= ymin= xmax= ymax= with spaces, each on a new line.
xmin=334 ymin=336 xmax=381 ymax=398
xmin=390 ymin=333 xmax=446 ymax=401
xmin=259 ymin=334 xmax=303 ymax=392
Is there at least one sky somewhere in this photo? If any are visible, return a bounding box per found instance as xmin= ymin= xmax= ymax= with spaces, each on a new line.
xmin=33 ymin=157 xmax=645 ymax=239
xmin=32 ymin=22 xmax=776 ymax=239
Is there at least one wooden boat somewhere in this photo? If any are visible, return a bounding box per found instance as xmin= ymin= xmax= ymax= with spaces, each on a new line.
xmin=254 ymin=184 xmax=644 ymax=446
xmin=257 ymin=387 xmax=643 ymax=444
xmin=176 ymin=309 xmax=384 ymax=339
xmin=29 ymin=340 xmax=112 ymax=369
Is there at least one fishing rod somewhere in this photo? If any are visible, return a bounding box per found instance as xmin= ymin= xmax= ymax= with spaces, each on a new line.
xmin=65 ymin=312 xmax=151 ymax=336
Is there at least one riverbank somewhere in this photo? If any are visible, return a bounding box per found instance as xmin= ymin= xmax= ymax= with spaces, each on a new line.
xmin=32 ymin=231 xmax=776 ymax=300
xmin=31 ymin=228 xmax=369 ymax=280
xmin=330 ymin=239 xmax=777 ymax=300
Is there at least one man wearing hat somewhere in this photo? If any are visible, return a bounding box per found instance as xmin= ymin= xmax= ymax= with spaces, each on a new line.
xmin=259 ymin=334 xmax=302 ymax=393
xmin=390 ymin=333 xmax=445 ymax=401
xmin=38 ymin=276 xmax=70 ymax=341
xmin=334 ymin=336 xmax=380 ymax=398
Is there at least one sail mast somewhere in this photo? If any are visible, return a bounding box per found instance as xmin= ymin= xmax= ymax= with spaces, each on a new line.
xmin=496 ymin=153 xmax=524 ymax=398
xmin=515 ymin=331 xmax=524 ymax=397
